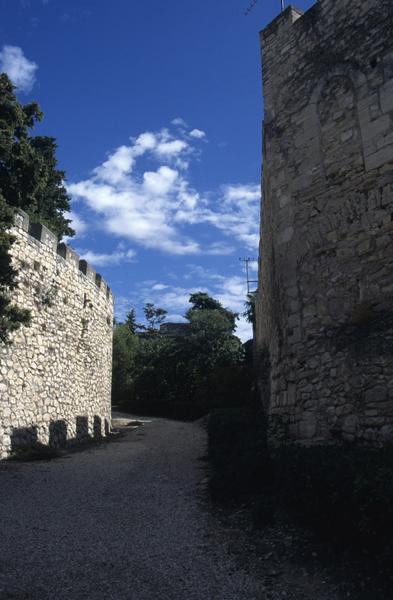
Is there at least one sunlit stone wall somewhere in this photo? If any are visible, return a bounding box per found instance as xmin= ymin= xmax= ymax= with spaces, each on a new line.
xmin=0 ymin=211 xmax=113 ymax=458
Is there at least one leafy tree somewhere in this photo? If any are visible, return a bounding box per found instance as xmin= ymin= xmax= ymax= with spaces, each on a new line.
xmin=0 ymin=73 xmax=73 ymax=341
xmin=187 ymin=307 xmax=243 ymax=371
xmin=0 ymin=73 xmax=73 ymax=237
xmin=27 ymin=136 xmax=73 ymax=237
xmin=115 ymin=293 xmax=248 ymax=415
xmin=125 ymin=308 xmax=138 ymax=334
xmin=132 ymin=335 xmax=177 ymax=408
xmin=243 ymin=292 xmax=256 ymax=326
xmin=111 ymin=323 xmax=139 ymax=405
xmin=186 ymin=291 xmax=238 ymax=331
xmin=186 ymin=292 xmax=224 ymax=313
xmin=183 ymin=293 xmax=245 ymax=408
xmin=143 ymin=302 xmax=167 ymax=332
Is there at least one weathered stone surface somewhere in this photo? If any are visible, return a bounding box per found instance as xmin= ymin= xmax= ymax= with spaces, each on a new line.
xmin=0 ymin=214 xmax=113 ymax=457
xmin=256 ymin=0 xmax=393 ymax=445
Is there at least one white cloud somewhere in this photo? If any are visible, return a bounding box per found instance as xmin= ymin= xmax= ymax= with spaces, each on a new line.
xmin=171 ymin=117 xmax=188 ymax=128
xmin=78 ymin=248 xmax=135 ymax=267
xmin=94 ymin=146 xmax=136 ymax=185
xmin=206 ymin=242 xmax=235 ymax=255
xmin=134 ymin=272 xmax=252 ymax=341
xmin=156 ymin=139 xmax=188 ymax=157
xmin=65 ymin=211 xmax=87 ymax=239
xmin=184 ymin=265 xmax=223 ymax=281
xmin=0 ymin=46 xmax=38 ymax=92
xmin=189 ymin=128 xmax=206 ymax=139
xmin=235 ymin=317 xmax=253 ymax=343
xmin=143 ymin=166 xmax=178 ymax=194
xmin=166 ymin=313 xmax=188 ymax=323
xmin=68 ymin=124 xmax=260 ymax=257
xmin=175 ymin=183 xmax=260 ymax=251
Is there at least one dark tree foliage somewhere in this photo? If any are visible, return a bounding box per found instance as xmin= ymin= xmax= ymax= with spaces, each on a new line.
xmin=186 ymin=292 xmax=224 ymax=313
xmin=112 ymin=294 xmax=250 ymax=416
xmin=111 ymin=323 xmax=139 ymax=406
xmin=186 ymin=291 xmax=238 ymax=330
xmin=0 ymin=74 xmax=73 ymax=238
xmin=0 ymin=73 xmax=73 ymax=341
xmin=143 ymin=302 xmax=167 ymax=332
xmin=28 ymin=136 xmax=73 ymax=237
xmin=243 ymin=292 xmax=256 ymax=326
xmin=125 ymin=308 xmax=138 ymax=334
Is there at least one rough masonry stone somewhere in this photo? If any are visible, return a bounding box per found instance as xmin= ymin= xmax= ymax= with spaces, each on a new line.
xmin=256 ymin=0 xmax=393 ymax=445
xmin=0 ymin=211 xmax=113 ymax=458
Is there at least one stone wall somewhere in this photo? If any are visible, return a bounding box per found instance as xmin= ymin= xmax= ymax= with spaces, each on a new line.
xmin=0 ymin=211 xmax=114 ymax=458
xmin=256 ymin=0 xmax=393 ymax=445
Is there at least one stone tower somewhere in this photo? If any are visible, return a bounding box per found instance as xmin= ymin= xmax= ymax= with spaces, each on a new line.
xmin=256 ymin=0 xmax=393 ymax=444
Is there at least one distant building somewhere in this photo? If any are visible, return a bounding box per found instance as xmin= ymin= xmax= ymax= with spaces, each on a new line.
xmin=159 ymin=323 xmax=191 ymax=339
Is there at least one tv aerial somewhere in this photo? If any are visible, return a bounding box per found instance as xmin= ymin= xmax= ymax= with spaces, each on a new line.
xmin=239 ymin=257 xmax=258 ymax=294
xmin=244 ymin=0 xmax=285 ymax=16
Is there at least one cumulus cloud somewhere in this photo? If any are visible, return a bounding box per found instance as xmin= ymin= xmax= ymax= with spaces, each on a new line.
xmin=77 ymin=248 xmax=136 ymax=267
xmin=68 ymin=127 xmax=199 ymax=255
xmin=171 ymin=117 xmax=188 ymax=128
xmin=65 ymin=211 xmax=87 ymax=239
xmin=189 ymin=128 xmax=206 ymax=139
xmin=0 ymin=45 xmax=38 ymax=92
xmin=156 ymin=139 xmax=188 ymax=157
xmin=68 ymin=123 xmax=260 ymax=257
xmin=133 ymin=271 xmax=252 ymax=341
xmin=175 ymin=183 xmax=261 ymax=251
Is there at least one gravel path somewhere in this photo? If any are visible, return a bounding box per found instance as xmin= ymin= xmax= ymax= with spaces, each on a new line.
xmin=0 ymin=416 xmax=268 ymax=600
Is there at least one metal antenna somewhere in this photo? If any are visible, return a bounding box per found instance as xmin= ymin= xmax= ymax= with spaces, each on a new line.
xmin=244 ymin=0 xmax=285 ymax=16
xmin=239 ymin=258 xmax=258 ymax=294
xmin=244 ymin=0 xmax=258 ymax=16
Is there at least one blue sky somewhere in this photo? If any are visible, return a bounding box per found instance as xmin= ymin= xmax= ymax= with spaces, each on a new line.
xmin=1 ymin=0 xmax=315 ymax=340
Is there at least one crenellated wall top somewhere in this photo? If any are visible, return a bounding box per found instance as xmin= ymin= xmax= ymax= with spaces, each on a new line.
xmin=14 ymin=210 xmax=114 ymax=304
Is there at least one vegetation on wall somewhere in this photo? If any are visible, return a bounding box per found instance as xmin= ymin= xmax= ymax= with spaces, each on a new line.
xmin=0 ymin=194 xmax=30 ymax=341
xmin=0 ymin=73 xmax=73 ymax=341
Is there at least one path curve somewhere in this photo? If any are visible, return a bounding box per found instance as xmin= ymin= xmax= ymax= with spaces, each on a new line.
xmin=0 ymin=416 xmax=264 ymax=600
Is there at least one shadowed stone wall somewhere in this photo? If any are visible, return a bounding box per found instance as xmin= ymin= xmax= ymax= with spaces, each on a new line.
xmin=256 ymin=0 xmax=393 ymax=444
xmin=0 ymin=211 xmax=113 ymax=458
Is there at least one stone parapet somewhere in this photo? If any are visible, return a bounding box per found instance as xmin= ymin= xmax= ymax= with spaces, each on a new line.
xmin=15 ymin=210 xmax=113 ymax=302
xmin=0 ymin=210 xmax=114 ymax=458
